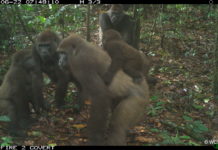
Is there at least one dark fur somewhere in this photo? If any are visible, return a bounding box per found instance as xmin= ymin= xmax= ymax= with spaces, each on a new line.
xmin=33 ymin=30 xmax=70 ymax=108
xmin=33 ymin=30 xmax=85 ymax=112
xmin=0 ymin=50 xmax=45 ymax=136
xmin=99 ymin=4 xmax=138 ymax=49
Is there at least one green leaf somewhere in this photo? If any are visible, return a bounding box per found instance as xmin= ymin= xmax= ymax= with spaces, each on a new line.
xmin=68 ymin=117 xmax=74 ymax=121
xmin=204 ymin=98 xmax=210 ymax=103
xmin=150 ymin=95 xmax=158 ymax=101
xmin=43 ymin=77 xmax=51 ymax=85
xmin=150 ymin=128 xmax=160 ymax=133
xmin=183 ymin=115 xmax=193 ymax=121
xmin=156 ymin=101 xmax=165 ymax=106
xmin=179 ymin=135 xmax=190 ymax=140
xmin=0 ymin=115 xmax=11 ymax=122
xmin=193 ymin=121 xmax=208 ymax=132
xmin=1 ymin=137 xmax=13 ymax=146
xmin=37 ymin=16 xmax=46 ymax=23
xmin=1 ymin=137 xmax=12 ymax=143
xmin=48 ymin=143 xmax=57 ymax=146
xmin=154 ymin=106 xmax=163 ymax=110
xmin=192 ymin=104 xmax=204 ymax=110
xmin=188 ymin=141 xmax=200 ymax=146
xmin=32 ymin=131 xmax=42 ymax=137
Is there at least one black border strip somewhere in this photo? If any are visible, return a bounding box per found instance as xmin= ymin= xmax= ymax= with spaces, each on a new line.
xmin=72 ymin=0 xmax=212 ymax=4
xmin=58 ymin=0 xmax=213 ymax=4
xmin=0 ymin=146 xmax=216 ymax=150
xmin=12 ymin=0 xmax=215 ymax=4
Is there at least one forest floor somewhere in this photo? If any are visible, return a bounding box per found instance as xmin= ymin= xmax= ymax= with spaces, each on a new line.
xmin=0 ymin=23 xmax=216 ymax=146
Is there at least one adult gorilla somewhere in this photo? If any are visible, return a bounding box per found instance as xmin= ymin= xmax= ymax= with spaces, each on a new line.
xmin=99 ymin=4 xmax=138 ymax=49
xmin=57 ymin=33 xmax=150 ymax=145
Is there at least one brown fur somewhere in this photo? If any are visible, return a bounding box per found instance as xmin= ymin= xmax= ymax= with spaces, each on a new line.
xmin=102 ymin=29 xmax=150 ymax=85
xmin=57 ymin=33 xmax=150 ymax=145
xmin=36 ymin=29 xmax=61 ymax=44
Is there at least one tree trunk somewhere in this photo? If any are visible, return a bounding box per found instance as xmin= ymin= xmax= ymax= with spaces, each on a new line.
xmin=214 ymin=9 xmax=218 ymax=101
xmin=12 ymin=5 xmax=34 ymax=43
xmin=86 ymin=4 xmax=91 ymax=42
xmin=133 ymin=4 xmax=141 ymax=50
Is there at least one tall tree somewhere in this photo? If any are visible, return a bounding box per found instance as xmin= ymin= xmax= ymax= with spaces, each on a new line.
xmin=214 ymin=7 xmax=218 ymax=101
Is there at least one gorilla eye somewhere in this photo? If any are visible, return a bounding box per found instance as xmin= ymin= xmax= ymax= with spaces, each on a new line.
xmin=39 ymin=44 xmax=50 ymax=48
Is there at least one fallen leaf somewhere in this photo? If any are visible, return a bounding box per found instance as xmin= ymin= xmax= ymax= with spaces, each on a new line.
xmin=157 ymin=122 xmax=161 ymax=127
xmin=48 ymin=141 xmax=57 ymax=146
xmin=59 ymin=137 xmax=68 ymax=141
xmin=84 ymin=99 xmax=91 ymax=105
xmin=72 ymin=124 xmax=87 ymax=129
xmin=68 ymin=117 xmax=74 ymax=121
xmin=24 ymin=140 xmax=34 ymax=145
xmin=48 ymin=143 xmax=57 ymax=146
xmin=135 ymin=136 xmax=155 ymax=143
xmin=74 ymin=133 xmax=81 ymax=137
xmin=134 ymin=126 xmax=146 ymax=133
xmin=28 ymin=131 xmax=42 ymax=137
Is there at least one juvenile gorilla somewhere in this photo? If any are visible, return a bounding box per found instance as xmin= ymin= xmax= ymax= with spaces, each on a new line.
xmin=0 ymin=50 xmax=45 ymax=136
xmin=99 ymin=4 xmax=138 ymax=49
xmin=102 ymin=29 xmax=150 ymax=85
xmin=57 ymin=33 xmax=150 ymax=145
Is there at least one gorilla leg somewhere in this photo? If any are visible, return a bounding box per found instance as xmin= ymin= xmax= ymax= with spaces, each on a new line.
xmin=55 ymin=77 xmax=69 ymax=108
xmin=107 ymin=96 xmax=146 ymax=145
xmin=31 ymin=71 xmax=49 ymax=113
xmin=8 ymin=97 xmax=31 ymax=136
xmin=73 ymin=85 xmax=90 ymax=114
xmin=75 ymin=71 xmax=111 ymax=145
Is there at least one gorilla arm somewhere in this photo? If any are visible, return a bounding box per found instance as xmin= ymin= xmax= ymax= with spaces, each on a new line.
xmin=31 ymin=69 xmax=48 ymax=112
xmin=67 ymin=43 xmax=112 ymax=144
